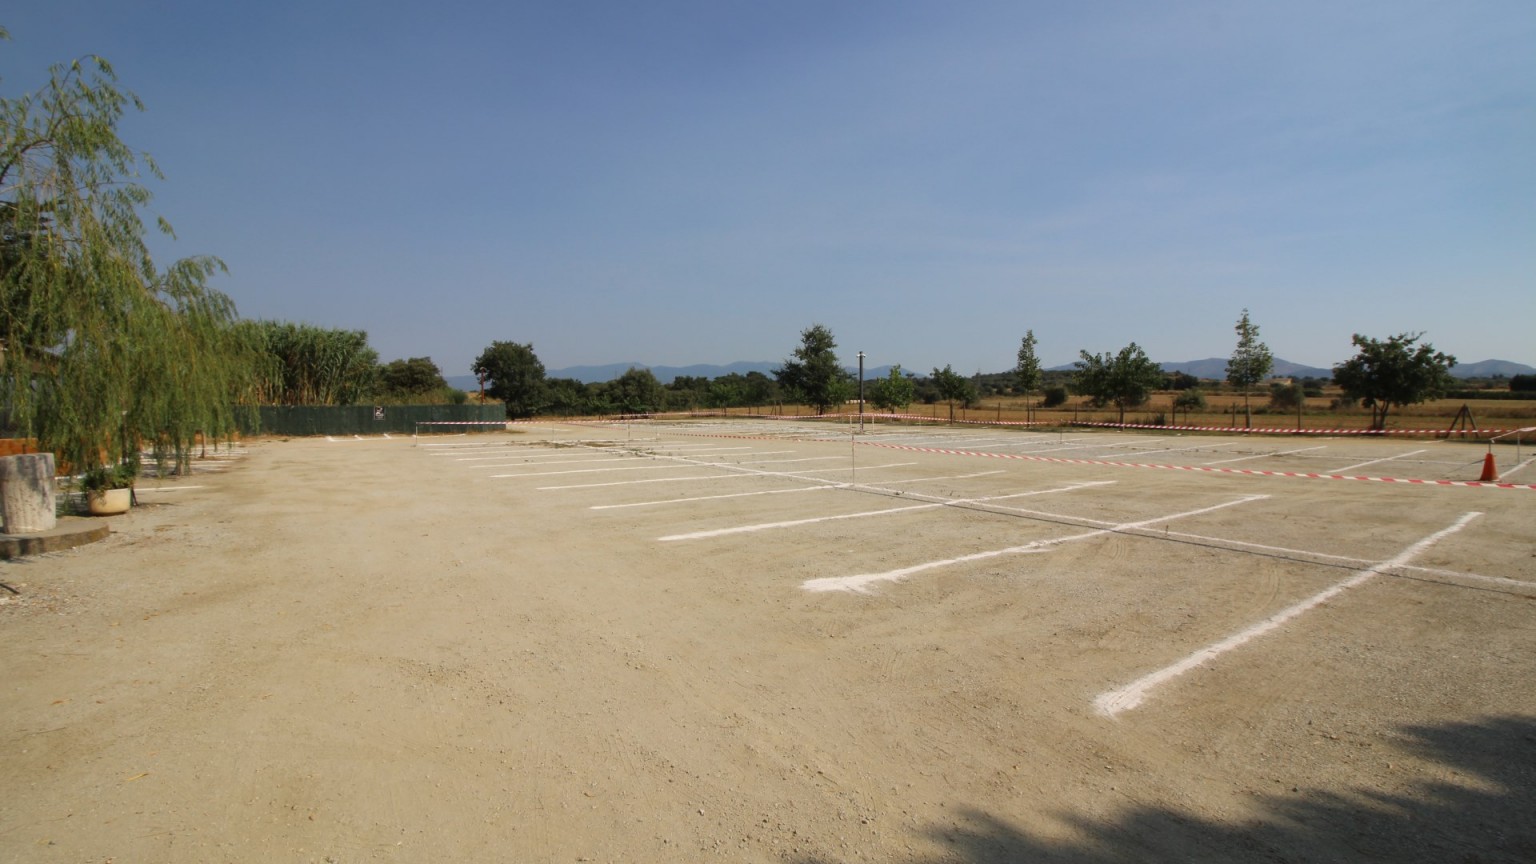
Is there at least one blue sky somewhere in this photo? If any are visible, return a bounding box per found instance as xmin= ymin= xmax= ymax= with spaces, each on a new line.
xmin=4 ymin=1 xmax=1532 ymax=376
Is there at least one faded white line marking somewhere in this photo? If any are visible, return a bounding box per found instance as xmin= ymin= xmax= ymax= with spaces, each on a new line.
xmin=803 ymin=495 xmax=1267 ymax=594
xmin=661 ymin=481 xmax=1114 ymax=542
xmin=1502 ymin=455 xmax=1534 ymax=477
xmin=875 ymin=470 xmax=1006 ymax=486
xmin=479 ymin=456 xmax=638 ymax=468
xmin=733 ymin=456 xmax=845 ymax=465
xmin=540 ymin=474 xmax=748 ymax=491
xmin=1096 ymin=442 xmax=1240 ymax=458
xmin=595 ymin=485 xmax=845 ymax=510
xmin=1201 ymin=445 xmax=1326 ymax=466
xmin=490 ymin=464 xmax=687 ymax=479
xmin=1326 ymin=449 xmax=1427 ymax=474
xmin=452 ymin=452 xmax=577 ymax=462
xmin=777 ymin=462 xmax=918 ymax=476
xmin=1092 ymin=511 xmax=1483 ymax=718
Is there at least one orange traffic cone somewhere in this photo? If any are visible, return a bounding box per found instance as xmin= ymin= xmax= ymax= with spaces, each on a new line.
xmin=1479 ymin=452 xmax=1499 ymax=482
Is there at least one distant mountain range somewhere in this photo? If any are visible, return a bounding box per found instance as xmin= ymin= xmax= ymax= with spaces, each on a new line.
xmin=1145 ymin=357 xmax=1533 ymax=380
xmin=446 ymin=357 xmax=1531 ymax=389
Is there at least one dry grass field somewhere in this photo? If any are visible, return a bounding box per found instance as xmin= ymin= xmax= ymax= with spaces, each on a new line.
xmin=2 ymin=419 xmax=1532 ymax=862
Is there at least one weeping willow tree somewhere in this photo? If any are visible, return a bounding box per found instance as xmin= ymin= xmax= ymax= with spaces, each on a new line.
xmin=1 ymin=34 xmax=254 ymax=477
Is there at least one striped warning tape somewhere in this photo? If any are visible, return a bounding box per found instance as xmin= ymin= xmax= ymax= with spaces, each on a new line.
xmin=1069 ymin=420 xmax=1526 ymax=436
xmin=523 ymin=410 xmax=1526 ymax=438
xmin=591 ymin=423 xmax=1531 ymax=488
xmin=854 ymin=441 xmax=1536 ymax=490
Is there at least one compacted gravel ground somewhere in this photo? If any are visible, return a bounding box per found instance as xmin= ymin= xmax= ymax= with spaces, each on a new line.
xmin=3 ymin=422 xmax=1532 ymax=863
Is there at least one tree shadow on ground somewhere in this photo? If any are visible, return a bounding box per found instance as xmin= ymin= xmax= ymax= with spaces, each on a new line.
xmin=799 ymin=714 xmax=1536 ymax=863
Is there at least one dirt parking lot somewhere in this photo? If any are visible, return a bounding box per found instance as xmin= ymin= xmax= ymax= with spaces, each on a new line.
xmin=3 ymin=420 xmax=1533 ymax=862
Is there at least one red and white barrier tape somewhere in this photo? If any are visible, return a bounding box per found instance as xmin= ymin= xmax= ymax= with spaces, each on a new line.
xmin=1068 ymin=420 xmax=1524 ymax=436
xmin=855 ymin=441 xmax=1536 ymax=490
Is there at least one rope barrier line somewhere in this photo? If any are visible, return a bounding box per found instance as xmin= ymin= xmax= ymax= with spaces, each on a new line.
xmin=853 ymin=441 xmax=1536 ymax=490
xmin=559 ymin=423 xmax=1533 ymax=489
xmin=1068 ymin=420 xmax=1525 ymax=436
xmin=509 ymin=411 xmax=1525 ymax=437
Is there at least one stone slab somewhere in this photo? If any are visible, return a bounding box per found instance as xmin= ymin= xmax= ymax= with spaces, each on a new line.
xmin=0 ymin=517 xmax=111 ymax=560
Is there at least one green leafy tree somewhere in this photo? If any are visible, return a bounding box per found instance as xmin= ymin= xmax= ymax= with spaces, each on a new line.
xmin=248 ymin=321 xmax=380 ymax=405
xmin=774 ymin=324 xmax=851 ymax=415
xmin=380 ymin=355 xmax=448 ymax=396
xmin=704 ymin=373 xmax=746 ymax=409
xmin=1073 ymin=342 xmax=1164 ymax=423
xmin=606 ymin=366 xmax=665 ymax=415
xmin=1173 ymin=388 xmax=1207 ymax=423
xmin=473 ymin=341 xmax=546 ymax=419
xmin=1014 ymin=330 xmax=1042 ymax=417
xmin=1332 ymin=333 xmax=1457 ymax=430
xmin=930 ymin=365 xmax=976 ymax=423
xmin=1167 ymin=371 xmax=1200 ymax=391
xmin=1226 ymin=309 xmax=1273 ymax=428
xmin=1 ymin=38 xmax=253 ymax=475
xmin=542 ymin=377 xmax=593 ymax=416
xmin=1174 ymin=389 xmax=1208 ymax=410
xmin=665 ymin=374 xmax=711 ymax=411
xmin=1268 ymin=381 xmax=1304 ymax=412
xmin=867 ymin=365 xmax=915 ymax=413
xmin=742 ymin=371 xmax=779 ymax=407
xmin=378 ymin=356 xmax=448 ymax=400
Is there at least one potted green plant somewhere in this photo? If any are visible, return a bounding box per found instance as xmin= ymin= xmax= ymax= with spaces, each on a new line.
xmin=78 ymin=457 xmax=138 ymax=516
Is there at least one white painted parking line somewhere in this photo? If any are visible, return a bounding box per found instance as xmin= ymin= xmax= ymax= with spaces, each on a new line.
xmin=802 ymin=495 xmax=1266 ymax=594
xmin=1011 ymin=437 xmax=1171 ymax=455
xmin=1202 ymin=445 xmax=1325 ymax=466
xmin=777 ymin=462 xmax=919 ymax=476
xmin=1503 ymin=456 xmax=1534 ymax=477
xmin=490 ymin=464 xmax=689 ymax=478
xmin=660 ymin=481 xmax=1115 ymax=542
xmin=594 ymin=484 xmax=846 ymax=510
xmin=482 ymin=456 xmax=642 ymax=468
xmin=1096 ymin=441 xmax=1240 ymax=458
xmin=641 ymin=448 xmax=758 ymax=456
xmin=1093 ymin=511 xmax=1482 ymax=718
xmin=425 ymin=446 xmax=512 ymax=454
xmin=1153 ymin=526 xmax=1526 ymax=593
xmin=731 ymin=456 xmax=846 ymax=466
xmin=873 ymin=470 xmax=1006 ymax=486
xmin=452 ymin=452 xmax=582 ymax=462
xmin=539 ymin=474 xmax=751 ymax=491
xmin=1326 ymin=449 xmax=1427 ymax=474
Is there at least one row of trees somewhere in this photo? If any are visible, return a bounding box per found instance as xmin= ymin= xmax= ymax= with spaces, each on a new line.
xmin=1012 ymin=311 xmax=1456 ymax=429
xmin=472 ymin=339 xmax=792 ymax=418
xmin=752 ymin=316 xmax=1457 ymax=430
xmin=468 ymin=318 xmax=1459 ymax=432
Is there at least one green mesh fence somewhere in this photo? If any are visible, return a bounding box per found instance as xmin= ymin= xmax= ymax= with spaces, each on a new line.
xmin=253 ymin=404 xmax=506 ymax=437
